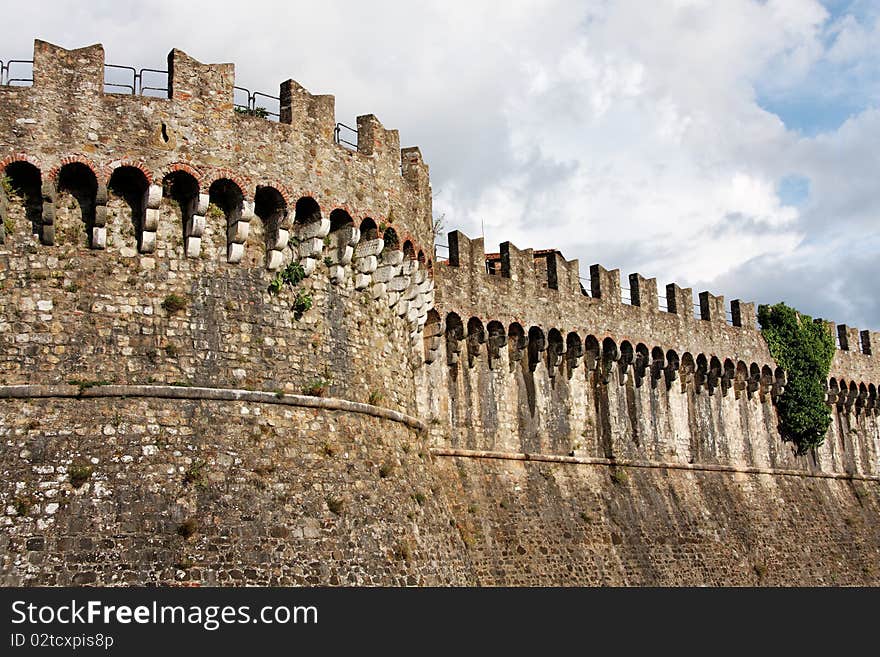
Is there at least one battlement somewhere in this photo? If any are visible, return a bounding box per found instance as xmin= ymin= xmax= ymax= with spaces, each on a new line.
xmin=443 ymin=229 xmax=757 ymax=335
xmin=0 ymin=40 xmax=433 ymax=255
xmin=433 ymin=230 xmax=880 ymax=416
xmin=443 ymin=230 xmax=880 ymax=355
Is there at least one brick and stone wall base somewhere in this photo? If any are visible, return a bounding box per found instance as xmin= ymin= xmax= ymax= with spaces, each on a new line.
xmin=0 ymin=393 xmax=470 ymax=586
xmin=435 ymin=454 xmax=880 ymax=585
xmin=2 ymin=390 xmax=878 ymax=586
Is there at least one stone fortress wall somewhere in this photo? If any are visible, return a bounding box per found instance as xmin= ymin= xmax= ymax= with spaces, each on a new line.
xmin=1 ymin=41 xmax=878 ymax=586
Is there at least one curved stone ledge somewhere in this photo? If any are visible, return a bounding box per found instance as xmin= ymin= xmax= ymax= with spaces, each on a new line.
xmin=0 ymin=384 xmax=426 ymax=432
xmin=431 ymin=447 xmax=880 ymax=482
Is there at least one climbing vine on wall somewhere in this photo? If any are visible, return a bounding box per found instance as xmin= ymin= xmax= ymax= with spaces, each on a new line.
xmin=758 ymin=302 xmax=835 ymax=455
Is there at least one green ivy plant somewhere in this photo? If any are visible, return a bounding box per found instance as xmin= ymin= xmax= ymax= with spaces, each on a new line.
xmin=267 ymin=261 xmax=306 ymax=295
xmin=758 ymin=302 xmax=835 ymax=455
xmin=292 ymin=290 xmax=313 ymax=319
xmin=267 ymin=261 xmax=312 ymax=320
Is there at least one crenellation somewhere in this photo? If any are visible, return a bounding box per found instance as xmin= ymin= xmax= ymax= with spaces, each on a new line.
xmin=730 ymin=299 xmax=755 ymax=329
xmin=278 ymin=78 xmax=336 ymax=142
xmin=628 ymin=273 xmax=658 ymax=311
xmin=33 ymin=40 xmax=104 ymax=97
xmin=698 ymin=290 xmax=725 ymax=324
xmin=837 ymin=323 xmax=851 ymax=350
xmin=665 ymin=282 xmax=693 ymax=318
xmin=589 ymin=263 xmax=621 ymax=303
xmin=167 ymin=48 xmax=234 ymax=109
xmin=860 ymin=329 xmax=873 ymax=355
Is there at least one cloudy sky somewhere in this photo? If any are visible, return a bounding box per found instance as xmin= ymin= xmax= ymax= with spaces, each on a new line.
xmin=3 ymin=1 xmax=879 ymax=328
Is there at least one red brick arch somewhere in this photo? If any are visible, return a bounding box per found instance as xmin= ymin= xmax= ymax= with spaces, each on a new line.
xmin=0 ymin=152 xmax=43 ymax=172
xmin=107 ymin=159 xmax=153 ymax=185
xmin=290 ymin=191 xmax=325 ymax=219
xmin=328 ymin=204 xmax=357 ymax=221
xmin=254 ymin=180 xmax=293 ymax=206
xmin=47 ymin=155 xmax=102 ymax=181
xmin=156 ymin=161 xmax=204 ymax=186
xmin=203 ymin=168 xmax=252 ymax=199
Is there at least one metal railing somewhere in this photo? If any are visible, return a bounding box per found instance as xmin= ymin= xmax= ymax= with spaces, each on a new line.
xmin=335 ymin=122 xmax=358 ymax=150
xmin=579 ymin=276 xmax=592 ymax=297
xmin=233 ymin=86 xmax=280 ymax=121
xmin=103 ymin=64 xmax=168 ymax=97
xmin=1 ymin=57 xmax=287 ymax=121
xmin=0 ymin=59 xmax=34 ymax=86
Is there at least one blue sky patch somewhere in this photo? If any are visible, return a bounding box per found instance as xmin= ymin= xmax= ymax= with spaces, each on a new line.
xmin=757 ymin=0 xmax=879 ymax=136
xmin=777 ymin=174 xmax=811 ymax=207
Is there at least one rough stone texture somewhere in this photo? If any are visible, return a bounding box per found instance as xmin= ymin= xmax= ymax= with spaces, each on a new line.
xmin=434 ymin=457 xmax=879 ymax=586
xmin=1 ymin=40 xmax=879 ymax=586
xmin=0 ymin=397 xmax=469 ymax=586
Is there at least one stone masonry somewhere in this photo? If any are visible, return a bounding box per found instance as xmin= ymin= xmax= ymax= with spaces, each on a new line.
xmin=0 ymin=40 xmax=878 ymax=586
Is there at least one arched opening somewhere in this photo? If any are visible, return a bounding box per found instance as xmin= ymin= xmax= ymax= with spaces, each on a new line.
xmin=254 ymin=185 xmax=288 ymax=254
xmin=617 ymin=340 xmax=633 ymax=384
xmin=56 ymin=162 xmax=98 ymax=246
xmin=650 ymin=346 xmax=665 ymax=382
xmin=566 ymin=332 xmax=584 ymax=374
xmin=208 ymin=179 xmax=243 ymax=225
xmin=619 ymin=340 xmax=634 ymax=366
xmin=209 ymin=178 xmax=244 ymax=259
xmin=359 ymin=217 xmax=378 ymax=241
xmin=647 ymin=345 xmax=662 ymax=363
xmin=162 ymin=170 xmax=199 ymax=243
xmin=600 ymin=337 xmax=619 ymax=384
xmin=829 ymin=377 xmax=839 ymax=404
xmin=602 ymin=337 xmax=619 ymax=361
xmin=836 ymin=379 xmax=847 ymax=408
xmin=2 ymin=161 xmax=42 ymax=236
xmin=857 ymin=382 xmax=868 ymax=411
xmin=634 ymin=343 xmax=649 ymax=384
xmin=735 ymin=361 xmax=749 ymax=397
xmin=760 ymin=365 xmax=774 ymax=399
xmin=403 ymin=240 xmax=415 ymax=260
xmin=423 ymin=308 xmax=442 ymax=364
xmin=681 ymin=353 xmax=696 ymax=390
xmin=708 ymin=356 xmax=722 ymax=392
xmin=466 ymin=317 xmax=485 ymax=366
xmin=664 ymin=350 xmax=680 ymax=387
xmin=508 ymin=322 xmax=526 ymax=369
xmin=848 ymin=381 xmax=858 ymax=409
xmin=417 ymin=250 xmax=426 ymax=265
xmin=108 ymin=166 xmax=149 ymax=248
xmin=722 ymin=359 xmax=735 ymax=394
xmin=527 ymin=326 xmax=546 ymax=372
xmin=584 ymin=335 xmax=600 ymax=372
xmin=294 ymin=196 xmax=321 ymax=226
xmin=382 ymin=226 xmax=399 ymax=252
xmin=445 ymin=312 xmax=464 ymax=366
xmin=329 ymin=208 xmax=353 ymax=232
xmin=547 ymin=328 xmax=564 ymax=377
xmin=326 ymin=209 xmax=357 ymax=279
xmin=487 ymin=320 xmax=506 ymax=368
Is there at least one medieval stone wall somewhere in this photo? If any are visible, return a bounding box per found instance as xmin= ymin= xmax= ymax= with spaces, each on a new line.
xmin=1 ymin=40 xmax=878 ymax=586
